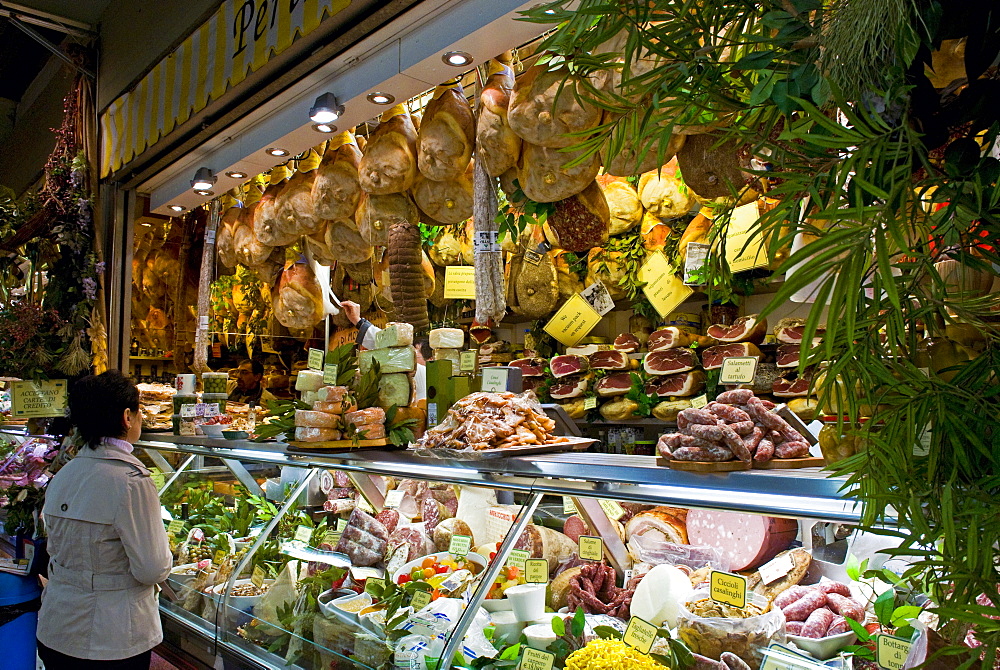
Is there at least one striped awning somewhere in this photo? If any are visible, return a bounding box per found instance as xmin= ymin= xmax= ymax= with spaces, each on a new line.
xmin=99 ymin=0 xmax=350 ymax=178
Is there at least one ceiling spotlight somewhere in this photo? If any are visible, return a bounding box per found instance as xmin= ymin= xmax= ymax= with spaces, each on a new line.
xmin=266 ymin=147 xmax=290 ymax=157
xmin=168 ymin=205 xmax=186 ymax=212
xmin=309 ymin=92 xmax=345 ymax=124
xmin=443 ymin=51 xmax=474 ymax=67
xmin=225 ymin=170 xmax=248 ymax=179
xmin=190 ymin=167 xmax=216 ymax=191
xmin=194 ymin=189 xmax=214 ymax=197
xmin=312 ymin=123 xmax=336 ymax=133
xmin=367 ymin=91 xmax=395 ymax=105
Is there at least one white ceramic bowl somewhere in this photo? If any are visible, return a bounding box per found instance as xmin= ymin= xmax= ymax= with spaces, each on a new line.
xmin=168 ymin=563 xmax=202 ymax=587
xmin=481 ymin=597 xmax=513 ymax=612
xmin=787 ymin=630 xmax=857 ymax=660
xmin=390 ymin=551 xmax=487 ymax=585
xmin=317 ymin=590 xmax=373 ymax=621
xmin=211 ymin=578 xmax=273 ymax=610
xmin=200 ymin=424 xmax=226 ymax=437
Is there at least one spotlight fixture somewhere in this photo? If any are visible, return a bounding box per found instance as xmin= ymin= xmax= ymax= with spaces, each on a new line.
xmin=366 ymin=91 xmax=395 ymax=105
xmin=442 ymin=51 xmax=474 ymax=67
xmin=168 ymin=205 xmax=186 ymax=212
xmin=266 ymin=147 xmax=290 ymax=157
xmin=225 ymin=170 xmax=248 ymax=179
xmin=194 ymin=189 xmax=214 ymax=197
xmin=309 ymin=92 xmax=345 ymax=124
xmin=190 ymin=167 xmax=216 ymax=191
xmin=312 ymin=123 xmax=336 ymax=133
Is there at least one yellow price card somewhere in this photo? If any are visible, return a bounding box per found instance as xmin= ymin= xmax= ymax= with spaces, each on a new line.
xmin=710 ymin=570 xmax=748 ymax=608
xmin=251 ymin=565 xmax=266 ymax=588
xmin=544 ymin=294 xmax=602 ymax=347
xmin=876 ymin=635 xmax=913 ymax=670
xmin=525 ymin=558 xmax=549 ymax=584
xmin=411 ymin=589 xmax=433 ymax=611
xmin=598 ymin=499 xmax=626 ymax=521
xmin=444 ymin=266 xmax=476 ymax=299
xmin=213 ymin=549 xmax=227 ymax=564
xmin=579 ymin=536 xmax=604 ymax=561
xmin=639 ymin=251 xmax=694 ymax=318
xmin=690 ymin=394 xmax=709 ymax=409
xmin=721 ymin=201 xmax=769 ymax=273
xmin=520 ymin=648 xmax=555 ymax=670
xmin=623 ymin=617 xmax=659 ymax=654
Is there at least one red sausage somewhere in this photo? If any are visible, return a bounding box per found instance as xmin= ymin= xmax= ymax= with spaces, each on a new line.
xmin=786 ymin=621 xmax=805 ymax=635
xmin=720 ymin=652 xmax=752 ymax=670
xmin=677 ymin=408 xmax=721 ymax=430
xmin=776 ymin=440 xmax=811 ymax=458
xmin=827 ymin=615 xmax=849 ymax=635
xmin=729 ymin=420 xmax=755 ymax=436
xmin=826 ymin=593 xmax=866 ymax=621
xmin=716 ymin=389 xmax=753 ymax=405
xmin=817 ymin=581 xmax=852 ymax=597
xmin=754 ymin=438 xmax=775 ymax=461
xmin=782 ymin=589 xmax=827 ymax=621
xmin=801 ymin=607 xmax=835 ymax=638
xmin=774 ymin=585 xmax=811 ymax=610
xmin=743 ymin=426 xmax=764 ymax=455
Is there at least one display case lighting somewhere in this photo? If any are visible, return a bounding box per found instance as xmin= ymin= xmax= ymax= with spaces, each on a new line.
xmin=309 ymin=92 xmax=345 ymax=124
xmin=367 ymin=91 xmax=395 ymax=105
xmin=168 ymin=205 xmax=186 ymax=212
xmin=194 ymin=189 xmax=214 ymax=196
xmin=266 ymin=147 xmax=290 ymax=157
xmin=312 ymin=123 xmax=336 ymax=133
xmin=190 ymin=167 xmax=216 ymax=191
xmin=443 ymin=51 xmax=474 ymax=67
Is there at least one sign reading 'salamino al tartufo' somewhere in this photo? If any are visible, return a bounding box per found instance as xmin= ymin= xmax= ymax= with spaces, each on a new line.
xmin=99 ymin=0 xmax=352 ymax=177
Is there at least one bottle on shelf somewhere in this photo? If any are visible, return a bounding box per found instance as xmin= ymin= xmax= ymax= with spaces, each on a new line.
xmin=130 ymin=338 xmax=139 ymax=356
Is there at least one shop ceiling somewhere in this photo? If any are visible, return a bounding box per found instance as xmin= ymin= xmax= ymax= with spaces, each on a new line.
xmin=141 ymin=0 xmax=554 ymax=216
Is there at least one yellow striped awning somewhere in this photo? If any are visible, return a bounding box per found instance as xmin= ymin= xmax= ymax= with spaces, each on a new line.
xmin=100 ymin=0 xmax=351 ymax=178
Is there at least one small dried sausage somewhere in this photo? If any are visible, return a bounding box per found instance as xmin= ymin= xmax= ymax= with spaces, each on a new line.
xmin=826 ymin=593 xmax=866 ymax=621
xmin=743 ymin=426 xmax=764 ymax=455
xmin=774 ymin=585 xmax=811 ymax=609
xmin=672 ymin=445 xmax=735 ymax=462
xmin=706 ymin=402 xmax=752 ymax=424
xmin=785 ymin=621 xmax=805 ymax=635
xmin=716 ymin=389 xmax=753 ymax=404
xmin=754 ymin=438 xmax=775 ymax=462
xmin=729 ymin=420 xmax=755 ymax=436
xmin=677 ymin=408 xmax=721 ymax=430
xmin=720 ymin=652 xmax=752 ymax=670
xmin=801 ymin=607 xmax=835 ymax=638
xmin=782 ymin=589 xmax=826 ymax=621
xmin=817 ymin=581 xmax=852 ymax=597
xmin=776 ymin=440 xmax=811 ymax=458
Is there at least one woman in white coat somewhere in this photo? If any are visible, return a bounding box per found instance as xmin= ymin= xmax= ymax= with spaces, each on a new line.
xmin=36 ymin=371 xmax=172 ymax=669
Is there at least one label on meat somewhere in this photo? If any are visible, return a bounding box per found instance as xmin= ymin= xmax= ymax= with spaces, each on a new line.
xmin=486 ymin=506 xmax=517 ymax=540
xmin=719 ymin=356 xmax=759 ymax=384
xmin=383 ymin=489 xmax=405 ymax=509
xmin=427 ymin=402 xmax=438 ymax=425
xmin=524 ymin=249 xmax=543 ymax=266
xmin=598 ymin=499 xmax=626 ymax=521
xmin=474 ymin=230 xmax=501 ymax=254
xmin=623 ymin=616 xmax=658 ymax=654
xmin=410 ymin=589 xmax=432 ymax=611
xmin=710 ymin=570 xmax=748 ymax=608
xmin=448 ymin=534 xmax=472 ymax=557
xmin=580 ymin=281 xmax=615 ymax=316
xmin=758 ymin=552 xmax=795 ymax=585
xmin=308 ymin=348 xmax=325 ymax=370
xmin=876 ymin=635 xmax=912 ymax=670
xmin=579 ymin=535 xmax=604 ymax=561
xmin=251 ymin=565 xmax=266 ymax=588
xmin=562 ymin=497 xmax=578 ymax=514
xmin=520 ymin=648 xmax=555 ymax=670
xmin=525 ymin=558 xmax=548 ymax=583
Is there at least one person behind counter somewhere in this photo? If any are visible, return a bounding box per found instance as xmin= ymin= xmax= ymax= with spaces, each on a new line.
xmin=341 ymin=301 xmax=427 ymax=401
xmin=37 ymin=370 xmax=173 ymax=669
xmin=228 ymin=358 xmax=276 ymax=405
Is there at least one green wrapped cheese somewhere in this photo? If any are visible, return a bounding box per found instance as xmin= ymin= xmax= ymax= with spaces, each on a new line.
xmin=374 ymin=322 xmax=415 ymax=349
xmin=360 ymin=346 xmax=416 ymax=374
xmin=378 ymin=373 xmax=412 ymax=409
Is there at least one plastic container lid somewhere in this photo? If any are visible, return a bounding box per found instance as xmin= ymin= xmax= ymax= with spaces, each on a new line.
xmin=0 ymin=572 xmax=41 ymax=606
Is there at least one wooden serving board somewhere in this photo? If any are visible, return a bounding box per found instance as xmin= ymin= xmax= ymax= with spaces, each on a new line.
xmin=287 ymin=438 xmax=391 ymax=452
xmin=411 ymin=436 xmax=596 ymax=460
xmin=657 ymin=457 xmax=752 ymax=472
xmin=753 ymin=456 xmax=826 ymax=469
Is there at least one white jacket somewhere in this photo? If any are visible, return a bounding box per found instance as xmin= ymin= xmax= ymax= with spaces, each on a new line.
xmin=37 ymin=443 xmax=172 ymax=660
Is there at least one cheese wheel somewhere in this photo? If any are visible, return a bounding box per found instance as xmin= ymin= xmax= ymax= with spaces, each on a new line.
xmin=295 ymin=410 xmax=341 ymax=428
xmin=433 ymin=348 xmax=461 ymax=375
xmin=295 ymin=370 xmax=325 ymax=392
xmin=355 ymin=423 xmax=386 ymax=440
xmin=294 ymin=427 xmax=341 ymax=442
xmin=429 ymin=327 xmax=464 ymax=350
xmin=685 ymin=510 xmax=797 ymax=571
xmin=345 ymin=407 xmax=386 ymax=426
xmin=316 ymin=386 xmax=349 ymax=402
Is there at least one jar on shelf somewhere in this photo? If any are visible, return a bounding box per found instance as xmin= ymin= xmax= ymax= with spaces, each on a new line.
xmin=818 ymin=420 xmax=870 ymax=463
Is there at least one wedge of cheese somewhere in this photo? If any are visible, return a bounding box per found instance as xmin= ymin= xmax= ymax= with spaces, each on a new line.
xmin=374 ymin=322 xmax=414 ymax=349
xmin=429 ymin=327 xmax=464 ymax=350
xmin=378 ymin=373 xmax=412 ymax=408
xmin=360 ymin=346 xmax=416 ymax=374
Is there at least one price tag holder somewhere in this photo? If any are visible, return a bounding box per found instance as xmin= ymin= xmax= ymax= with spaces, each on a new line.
xmin=214 ymin=549 xmax=227 ymax=564
xmin=598 ymin=499 xmax=626 ymax=521
xmin=524 ymin=558 xmax=549 ymax=584
xmin=449 ymin=534 xmax=472 ymax=557
xmin=365 ymin=577 xmax=386 ymax=596
xmin=579 ymin=536 xmax=604 ymax=562
xmin=523 ymin=249 xmax=543 ymax=266
xmin=719 ymin=356 xmax=759 ymax=384
xmin=337 ymin=518 xmax=348 ymax=532
xmin=710 ymin=570 xmax=748 ymax=608
xmin=507 ymin=549 xmax=530 ymax=571
xmin=481 ymin=367 xmax=510 ymax=393
xmin=876 ymin=634 xmax=913 ymax=670
xmin=294 ymin=525 xmax=312 ymax=544
xmin=758 ymin=552 xmax=795 ymax=585
xmin=322 ymin=530 xmax=341 ymax=547
xmin=460 ymin=351 xmax=477 ymax=372
xmin=251 ymin=565 xmax=266 ymax=588
xmin=690 ymin=394 xmax=709 ymax=409
xmin=384 ymin=489 xmax=405 ymax=509
xmin=519 ymin=648 xmax=555 ymax=670
xmin=411 ymin=589 xmax=433 ymax=611
xmin=323 ymin=363 xmax=339 ymax=385
xmin=583 ymin=396 xmax=598 ymax=410
xmin=623 ymin=616 xmax=658 ymax=654
xmin=444 ymin=266 xmax=476 ymax=299
xmin=167 ymin=520 xmax=186 ymax=536
xmin=562 ymin=497 xmax=578 ymax=515
xmin=307 ymin=348 xmax=325 ymax=371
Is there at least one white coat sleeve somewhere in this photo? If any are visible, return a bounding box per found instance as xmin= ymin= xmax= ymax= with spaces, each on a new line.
xmin=114 ymin=474 xmax=173 ymax=585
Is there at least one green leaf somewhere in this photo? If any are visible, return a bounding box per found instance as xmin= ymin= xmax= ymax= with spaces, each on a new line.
xmin=551 ymin=615 xmax=565 ymax=637
xmin=845 ymin=617 xmax=871 ymax=642
xmin=874 ymin=590 xmax=896 ymax=627
xmin=732 ymin=50 xmax=776 ymax=70
xmin=571 ymin=607 xmax=586 ymax=637
xmin=593 ymin=626 xmax=621 ymax=640
xmin=890 ymin=606 xmax=922 ymax=627
xmin=499 ymin=643 xmax=521 ymax=661
xmin=845 ymin=554 xmax=861 ymax=581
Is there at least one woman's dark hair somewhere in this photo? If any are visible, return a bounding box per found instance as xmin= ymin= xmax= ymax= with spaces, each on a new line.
xmin=68 ymin=370 xmax=140 ymax=448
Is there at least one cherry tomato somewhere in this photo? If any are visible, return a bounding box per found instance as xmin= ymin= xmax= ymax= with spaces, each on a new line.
xmin=397 ymin=574 xmax=411 ymax=585
xmin=422 ymin=567 xmax=436 ymax=579
xmin=435 ymin=564 xmax=450 ymax=574
xmin=506 ymin=566 xmax=520 ymax=580
xmin=421 ymin=557 xmax=437 ymax=569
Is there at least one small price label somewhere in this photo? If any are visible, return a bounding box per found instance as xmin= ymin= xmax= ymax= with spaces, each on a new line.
xmin=365 ymin=577 xmax=386 ymax=596
xmin=710 ymin=570 xmax=748 ymax=608
xmin=583 ymin=396 xmax=598 ymax=410
xmin=358 ymin=498 xmax=376 ymax=514
xmin=150 ymin=467 xmax=165 ymax=490
xmin=322 ymin=531 xmax=341 ymax=547
xmin=876 ymin=634 xmax=913 ymax=670
xmin=214 ymin=549 xmax=227 ymax=564
xmin=411 ymin=589 xmax=433 ymax=611
xmin=308 ymin=348 xmax=325 ymax=370
xmin=690 ymin=394 xmax=709 ymax=409
xmin=523 ymin=249 xmax=543 ymax=266
xmin=623 ymin=616 xmax=658 ymax=654
xmin=449 ymin=534 xmax=472 ymax=557
xmin=474 ymin=230 xmax=501 ymax=254
xmin=427 ymin=402 xmax=438 ymax=426
xmin=562 ymin=497 xmax=578 ymax=515
xmin=525 ymin=558 xmax=549 ymax=584
xmin=251 ymin=565 xmax=266 ymax=588
xmin=323 ymin=363 xmax=339 ymax=385
xmin=519 ymin=648 xmax=555 ymax=670
xmin=719 ymin=356 xmax=759 ymax=384
xmin=598 ymin=499 xmax=626 ymax=521
xmin=481 ymin=367 xmax=510 ymax=392
xmin=507 ymin=549 xmax=530 ymax=571
xmin=460 ymin=350 xmax=477 ymax=372
xmin=384 ymin=489 xmax=405 ymax=509
xmin=167 ymin=520 xmax=186 ymax=536
xmin=758 ymin=552 xmax=795 ymax=585
xmin=337 ymin=517 xmax=348 ymax=532
xmin=579 ymin=536 xmax=604 ymax=561
xmin=294 ymin=525 xmax=312 ymax=544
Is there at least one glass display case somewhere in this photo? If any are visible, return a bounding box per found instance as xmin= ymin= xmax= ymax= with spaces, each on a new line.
xmin=138 ymin=434 xmax=877 ymax=670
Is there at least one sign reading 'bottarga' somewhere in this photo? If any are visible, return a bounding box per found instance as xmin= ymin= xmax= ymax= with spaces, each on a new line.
xmin=11 ymin=380 xmax=67 ymax=418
